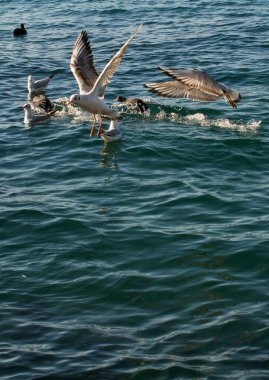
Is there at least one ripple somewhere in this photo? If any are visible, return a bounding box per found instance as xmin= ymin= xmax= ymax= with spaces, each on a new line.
xmin=1 ymin=1 xmax=269 ymax=379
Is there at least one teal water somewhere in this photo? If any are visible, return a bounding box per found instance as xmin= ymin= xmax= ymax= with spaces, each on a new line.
xmin=1 ymin=1 xmax=269 ymax=379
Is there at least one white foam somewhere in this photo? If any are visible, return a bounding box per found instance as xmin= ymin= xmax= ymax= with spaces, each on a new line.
xmin=153 ymin=109 xmax=261 ymax=134
xmin=212 ymin=118 xmax=261 ymax=133
xmin=51 ymin=98 xmax=262 ymax=134
xmin=185 ymin=113 xmax=207 ymax=122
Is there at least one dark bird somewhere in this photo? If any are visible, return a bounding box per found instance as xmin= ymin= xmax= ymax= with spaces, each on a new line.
xmin=30 ymin=94 xmax=55 ymax=112
xmin=144 ymin=66 xmax=241 ymax=109
xmin=13 ymin=24 xmax=27 ymax=36
xmin=116 ymin=96 xmax=148 ymax=113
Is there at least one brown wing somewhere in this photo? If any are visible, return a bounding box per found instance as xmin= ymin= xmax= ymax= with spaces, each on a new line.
xmin=159 ymin=67 xmax=224 ymax=97
xmin=144 ymin=80 xmax=220 ymax=101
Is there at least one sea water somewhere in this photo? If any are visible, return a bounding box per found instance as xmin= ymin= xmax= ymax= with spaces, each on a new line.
xmin=1 ymin=1 xmax=269 ymax=379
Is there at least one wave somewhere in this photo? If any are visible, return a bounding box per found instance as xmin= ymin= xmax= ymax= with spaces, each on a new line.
xmin=51 ymin=97 xmax=261 ymax=135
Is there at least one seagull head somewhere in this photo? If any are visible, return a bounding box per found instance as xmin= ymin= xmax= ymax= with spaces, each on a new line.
xmin=68 ymin=94 xmax=81 ymax=105
xmin=22 ymin=103 xmax=32 ymax=120
xmin=23 ymin=103 xmax=31 ymax=110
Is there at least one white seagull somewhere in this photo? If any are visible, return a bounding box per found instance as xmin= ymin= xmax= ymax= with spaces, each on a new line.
xmin=28 ymin=72 xmax=56 ymax=95
xmin=22 ymin=103 xmax=55 ymax=126
xmin=69 ymin=23 xmax=143 ymax=138
xmin=144 ymin=66 xmax=241 ymax=108
xmin=101 ymin=120 xmax=122 ymax=143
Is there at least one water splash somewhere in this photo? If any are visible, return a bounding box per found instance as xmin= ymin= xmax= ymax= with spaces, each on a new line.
xmin=52 ymin=97 xmax=261 ymax=134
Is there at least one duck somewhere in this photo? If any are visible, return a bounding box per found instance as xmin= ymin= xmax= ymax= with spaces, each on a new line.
xmin=144 ymin=66 xmax=241 ymax=108
xmin=22 ymin=103 xmax=56 ymax=126
xmin=101 ymin=120 xmax=122 ymax=143
xmin=116 ymin=96 xmax=148 ymax=113
xmin=68 ymin=24 xmax=143 ymax=138
xmin=13 ymin=24 xmax=27 ymax=36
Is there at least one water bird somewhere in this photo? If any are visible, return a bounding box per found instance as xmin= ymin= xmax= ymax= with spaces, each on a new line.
xmin=28 ymin=72 xmax=56 ymax=95
xmin=30 ymin=94 xmax=55 ymax=112
xmin=22 ymin=103 xmax=56 ymax=125
xmin=144 ymin=66 xmax=241 ymax=108
xmin=69 ymin=23 xmax=143 ymax=138
xmin=101 ymin=120 xmax=122 ymax=143
xmin=13 ymin=24 xmax=27 ymax=36
xmin=116 ymin=96 xmax=148 ymax=113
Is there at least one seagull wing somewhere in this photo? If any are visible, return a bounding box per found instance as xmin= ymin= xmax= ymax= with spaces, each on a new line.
xmin=159 ymin=67 xmax=224 ymax=97
xmin=70 ymin=30 xmax=99 ymax=94
xmin=32 ymin=111 xmax=55 ymax=124
xmin=32 ymin=76 xmax=52 ymax=91
xmin=92 ymin=23 xmax=143 ymax=98
xmin=144 ymin=80 xmax=220 ymax=101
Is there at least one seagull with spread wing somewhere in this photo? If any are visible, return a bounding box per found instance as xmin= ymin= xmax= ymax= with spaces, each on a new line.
xmin=144 ymin=66 xmax=241 ymax=109
xmin=69 ymin=24 xmax=143 ymax=138
xmin=28 ymin=72 xmax=56 ymax=96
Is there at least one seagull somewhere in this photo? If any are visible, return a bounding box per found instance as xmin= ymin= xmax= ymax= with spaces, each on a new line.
xmin=69 ymin=23 xmax=143 ymax=138
xmin=28 ymin=72 xmax=56 ymax=95
xmin=144 ymin=66 xmax=241 ymax=108
xmin=116 ymin=96 xmax=148 ymax=113
xmin=101 ymin=120 xmax=122 ymax=142
xmin=22 ymin=103 xmax=56 ymax=125
xmin=13 ymin=24 xmax=27 ymax=36
xmin=30 ymin=94 xmax=55 ymax=112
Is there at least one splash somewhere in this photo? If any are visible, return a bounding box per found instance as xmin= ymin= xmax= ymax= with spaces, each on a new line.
xmin=50 ymin=97 xmax=261 ymax=134
xmin=145 ymin=101 xmax=262 ymax=134
xmin=53 ymin=97 xmax=94 ymax=124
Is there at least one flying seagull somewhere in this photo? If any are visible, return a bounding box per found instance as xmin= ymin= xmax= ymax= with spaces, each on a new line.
xmin=144 ymin=66 xmax=241 ymax=108
xmin=69 ymin=23 xmax=143 ymax=137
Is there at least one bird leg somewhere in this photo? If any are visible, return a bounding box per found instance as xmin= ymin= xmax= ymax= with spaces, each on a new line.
xmin=97 ymin=116 xmax=103 ymax=138
xmin=90 ymin=115 xmax=97 ymax=137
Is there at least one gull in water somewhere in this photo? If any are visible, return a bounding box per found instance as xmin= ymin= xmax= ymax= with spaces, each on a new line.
xmin=69 ymin=23 xmax=143 ymax=138
xmin=28 ymin=72 xmax=56 ymax=96
xmin=22 ymin=103 xmax=56 ymax=126
xmin=30 ymin=94 xmax=55 ymax=112
xmin=116 ymin=96 xmax=148 ymax=113
xmin=13 ymin=24 xmax=27 ymax=36
xmin=144 ymin=66 xmax=241 ymax=108
xmin=101 ymin=120 xmax=122 ymax=143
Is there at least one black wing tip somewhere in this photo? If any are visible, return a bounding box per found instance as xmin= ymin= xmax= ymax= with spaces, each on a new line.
xmin=49 ymin=71 xmax=57 ymax=79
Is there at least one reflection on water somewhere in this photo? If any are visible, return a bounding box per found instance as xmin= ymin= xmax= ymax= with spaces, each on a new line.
xmin=100 ymin=140 xmax=122 ymax=170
